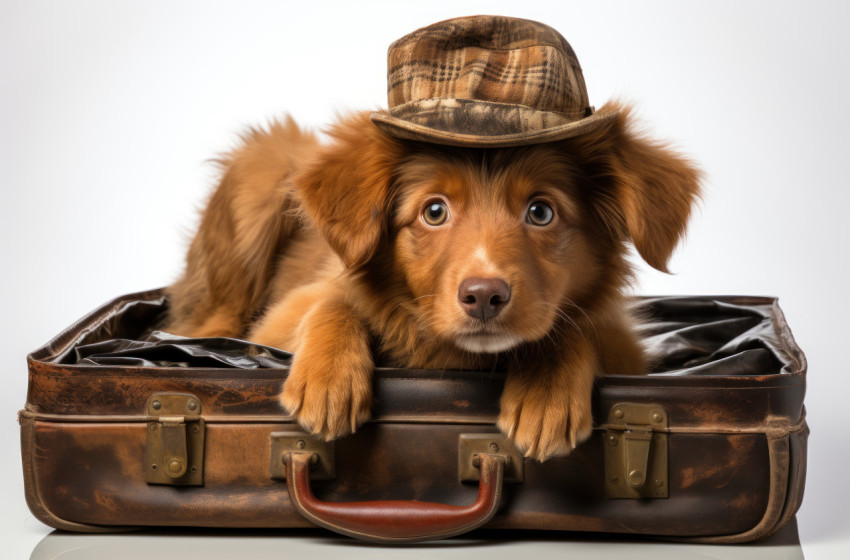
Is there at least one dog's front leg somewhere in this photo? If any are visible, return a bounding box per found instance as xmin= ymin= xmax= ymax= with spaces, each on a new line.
xmin=497 ymin=338 xmax=596 ymax=462
xmin=256 ymin=291 xmax=373 ymax=441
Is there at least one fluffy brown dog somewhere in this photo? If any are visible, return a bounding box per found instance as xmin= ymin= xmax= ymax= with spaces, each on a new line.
xmin=166 ymin=103 xmax=700 ymax=460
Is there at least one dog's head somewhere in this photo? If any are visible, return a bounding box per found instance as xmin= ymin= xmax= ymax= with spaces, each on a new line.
xmin=295 ymin=104 xmax=701 ymax=354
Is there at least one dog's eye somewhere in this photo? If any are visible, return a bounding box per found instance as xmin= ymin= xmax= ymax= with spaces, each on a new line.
xmin=526 ymin=201 xmax=554 ymax=226
xmin=422 ymin=201 xmax=449 ymax=226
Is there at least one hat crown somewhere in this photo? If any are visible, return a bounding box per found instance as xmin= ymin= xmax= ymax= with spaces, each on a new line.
xmin=386 ymin=16 xmax=590 ymax=116
xmin=371 ymin=15 xmax=616 ymax=147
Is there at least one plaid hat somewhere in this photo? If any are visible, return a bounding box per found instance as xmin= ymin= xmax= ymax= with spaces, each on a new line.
xmin=370 ymin=15 xmax=617 ymax=147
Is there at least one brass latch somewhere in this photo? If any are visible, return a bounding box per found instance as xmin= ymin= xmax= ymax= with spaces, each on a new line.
xmin=269 ymin=432 xmax=336 ymax=480
xmin=145 ymin=393 xmax=205 ymax=486
xmin=604 ymin=403 xmax=668 ymax=498
xmin=458 ymin=433 xmax=524 ymax=483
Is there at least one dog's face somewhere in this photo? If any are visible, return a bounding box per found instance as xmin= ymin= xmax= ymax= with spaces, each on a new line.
xmin=391 ymin=147 xmax=599 ymax=353
xmin=294 ymin=107 xmax=700 ymax=356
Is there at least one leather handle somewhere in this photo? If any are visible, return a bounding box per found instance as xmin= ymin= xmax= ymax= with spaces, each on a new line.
xmin=285 ymin=451 xmax=506 ymax=543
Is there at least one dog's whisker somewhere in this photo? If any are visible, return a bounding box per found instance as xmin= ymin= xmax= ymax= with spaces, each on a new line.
xmin=524 ymin=293 xmax=598 ymax=347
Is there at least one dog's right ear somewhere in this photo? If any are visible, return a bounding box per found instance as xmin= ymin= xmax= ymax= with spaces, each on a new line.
xmin=294 ymin=112 xmax=406 ymax=268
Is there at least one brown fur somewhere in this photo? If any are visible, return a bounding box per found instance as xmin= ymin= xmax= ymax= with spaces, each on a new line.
xmin=166 ymin=102 xmax=701 ymax=461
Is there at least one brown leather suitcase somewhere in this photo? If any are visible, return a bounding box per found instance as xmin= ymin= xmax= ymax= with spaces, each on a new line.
xmin=19 ymin=289 xmax=807 ymax=543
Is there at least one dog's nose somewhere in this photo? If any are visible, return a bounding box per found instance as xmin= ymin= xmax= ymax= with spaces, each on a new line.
xmin=458 ymin=277 xmax=511 ymax=321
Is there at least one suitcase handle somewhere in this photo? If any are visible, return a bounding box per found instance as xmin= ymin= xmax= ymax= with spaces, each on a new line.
xmin=284 ymin=451 xmax=506 ymax=543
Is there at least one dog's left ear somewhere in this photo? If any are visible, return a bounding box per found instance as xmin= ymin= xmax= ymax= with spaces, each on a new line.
xmin=571 ymin=103 xmax=703 ymax=272
xmin=294 ymin=112 xmax=406 ymax=268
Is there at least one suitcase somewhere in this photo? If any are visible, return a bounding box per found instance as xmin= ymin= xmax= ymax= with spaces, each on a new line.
xmin=19 ymin=289 xmax=808 ymax=544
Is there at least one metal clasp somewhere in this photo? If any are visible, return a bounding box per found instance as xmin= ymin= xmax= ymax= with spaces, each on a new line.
xmin=604 ymin=403 xmax=668 ymax=498
xmin=145 ymin=393 xmax=205 ymax=486
xmin=458 ymin=433 xmax=524 ymax=483
xmin=269 ymin=432 xmax=336 ymax=480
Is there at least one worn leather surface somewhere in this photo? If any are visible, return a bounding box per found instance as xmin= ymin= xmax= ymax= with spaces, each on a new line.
xmin=21 ymin=289 xmax=807 ymax=541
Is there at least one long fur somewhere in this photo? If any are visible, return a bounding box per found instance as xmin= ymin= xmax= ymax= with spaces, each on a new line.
xmin=166 ymin=102 xmax=701 ymax=461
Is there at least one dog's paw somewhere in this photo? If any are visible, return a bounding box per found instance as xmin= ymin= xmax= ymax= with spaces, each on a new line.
xmin=497 ymin=378 xmax=593 ymax=462
xmin=279 ymin=306 xmax=374 ymax=440
xmin=281 ymin=354 xmax=372 ymax=440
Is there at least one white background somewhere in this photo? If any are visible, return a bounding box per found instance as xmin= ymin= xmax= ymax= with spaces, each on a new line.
xmin=2 ymin=0 xmax=848 ymax=558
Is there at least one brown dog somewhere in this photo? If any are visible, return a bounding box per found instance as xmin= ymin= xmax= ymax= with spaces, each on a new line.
xmin=166 ymin=101 xmax=700 ymax=461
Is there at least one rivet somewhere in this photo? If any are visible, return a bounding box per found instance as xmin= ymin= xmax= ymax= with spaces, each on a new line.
xmin=152 ymin=400 xmax=161 ymax=411
xmin=150 ymin=424 xmax=157 ymax=432
xmin=489 ymin=442 xmax=499 ymax=452
xmin=655 ymin=479 xmax=664 ymax=487
xmin=191 ymin=466 xmax=198 ymax=473
xmin=652 ymin=412 xmax=663 ymax=423
xmin=610 ymin=476 xmax=619 ymax=484
xmin=168 ymin=459 xmax=182 ymax=473
xmin=628 ymin=470 xmax=644 ymax=485
xmin=310 ymin=454 xmax=319 ymax=465
xmin=151 ymin=464 xmax=158 ymax=471
xmin=613 ymin=408 xmax=624 ymax=419
xmin=192 ymin=425 xmax=200 ymax=434
xmin=608 ymin=435 xmax=619 ymax=446
xmin=187 ymin=401 xmax=198 ymax=411
xmin=296 ymin=440 xmax=306 ymax=449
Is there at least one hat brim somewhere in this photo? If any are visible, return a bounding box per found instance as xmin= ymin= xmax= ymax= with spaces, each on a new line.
xmin=370 ymin=98 xmax=619 ymax=148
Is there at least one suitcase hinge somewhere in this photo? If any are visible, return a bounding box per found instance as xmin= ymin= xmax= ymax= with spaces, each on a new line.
xmin=604 ymin=403 xmax=668 ymax=499
xmin=145 ymin=393 xmax=205 ymax=486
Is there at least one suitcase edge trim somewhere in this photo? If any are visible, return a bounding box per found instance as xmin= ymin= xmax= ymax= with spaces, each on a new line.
xmin=666 ymin=412 xmax=807 ymax=544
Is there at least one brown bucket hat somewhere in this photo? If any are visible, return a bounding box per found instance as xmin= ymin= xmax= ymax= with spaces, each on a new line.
xmin=370 ymin=15 xmax=617 ymax=147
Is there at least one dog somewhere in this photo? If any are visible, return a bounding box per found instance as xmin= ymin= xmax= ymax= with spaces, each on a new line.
xmin=165 ymin=17 xmax=701 ymax=461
